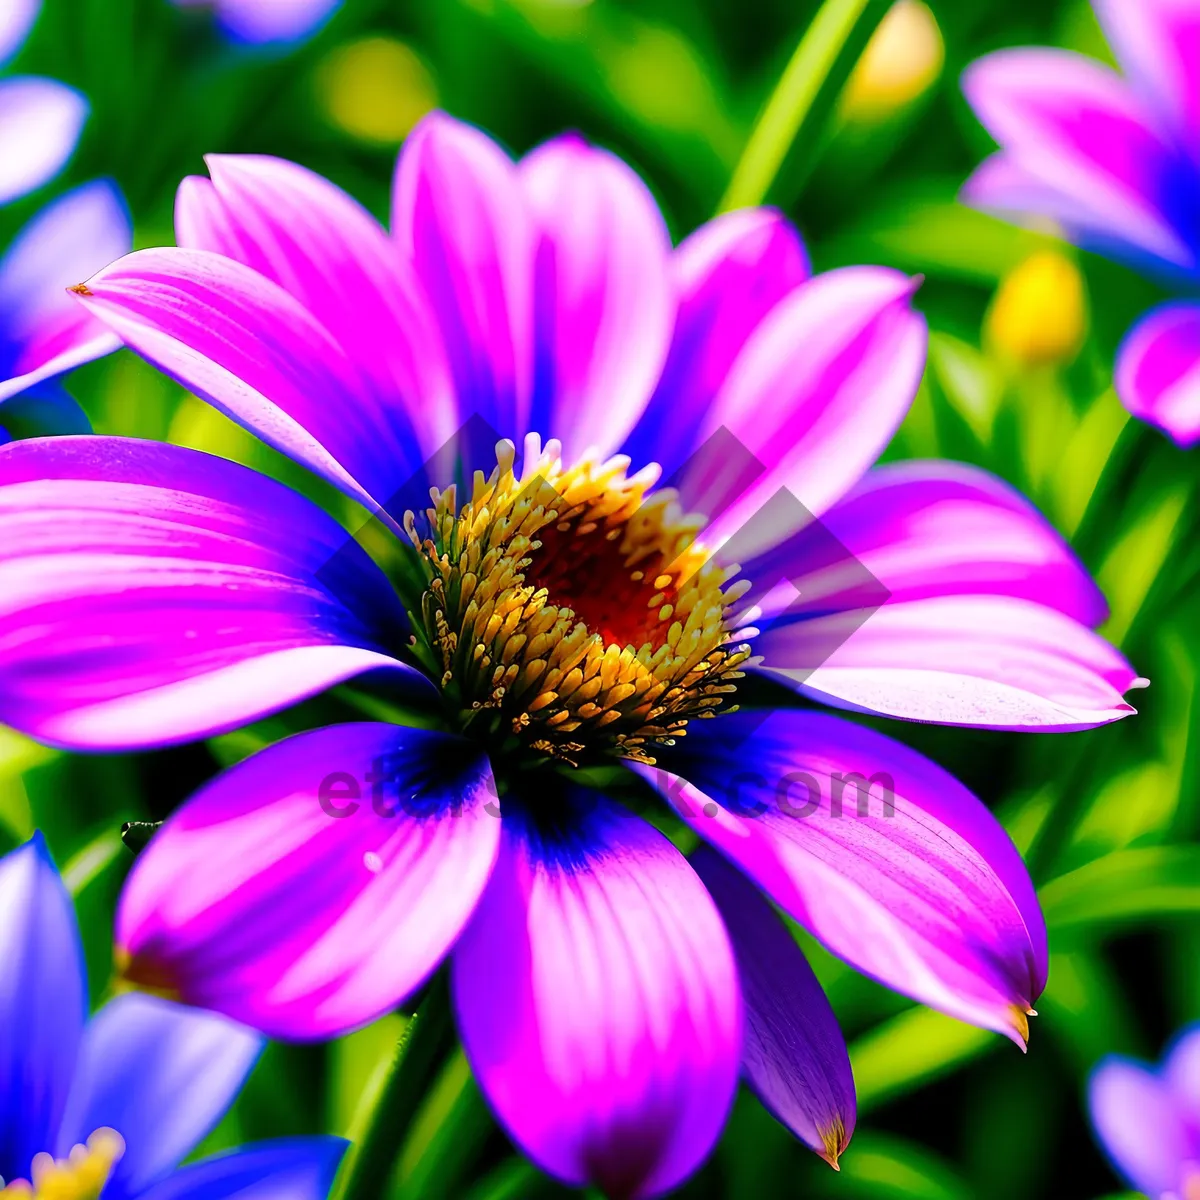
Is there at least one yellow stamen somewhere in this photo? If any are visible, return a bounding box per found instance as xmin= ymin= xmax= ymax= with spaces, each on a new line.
xmin=817 ymin=1116 xmax=848 ymax=1170
xmin=0 ymin=1128 xmax=125 ymax=1200
xmin=406 ymin=436 xmax=750 ymax=765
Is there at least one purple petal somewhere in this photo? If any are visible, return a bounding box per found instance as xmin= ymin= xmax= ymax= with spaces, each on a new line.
xmin=625 ymin=208 xmax=809 ymax=470
xmin=961 ymin=49 xmax=1200 ymax=275
xmin=691 ymin=847 xmax=854 ymax=1166
xmin=0 ymin=78 xmax=87 ymax=206
xmin=0 ymin=835 xmax=85 ymax=1185
xmin=0 ymin=436 xmax=412 ymax=751
xmin=636 ymin=709 xmax=1047 ymax=1045
xmin=0 ymin=0 xmax=39 ymax=67
xmin=56 ymin=993 xmax=262 ymax=1197
xmin=1093 ymin=0 xmax=1200 ymax=160
xmin=208 ymin=0 xmax=341 ymax=44
xmin=0 ymin=181 xmax=131 ymax=404
xmin=1088 ymin=1056 xmax=1196 ymax=1196
xmin=758 ymin=594 xmax=1140 ymax=730
xmin=135 ymin=1138 xmax=347 ymax=1200
xmin=392 ymin=112 xmax=533 ymax=443
xmin=1115 ymin=301 xmax=1200 ymax=447
xmin=1166 ymin=1022 xmax=1200 ymax=1121
xmin=453 ymin=793 xmax=741 ymax=1198
xmin=521 ymin=135 xmax=674 ymax=461
xmin=70 ymin=246 xmax=405 ymax=516
xmin=748 ymin=459 xmax=1108 ymax=628
xmin=176 ymin=156 xmax=457 ymax=469
xmin=118 ymin=724 xmax=500 ymax=1040
xmin=685 ymin=267 xmax=926 ymax=558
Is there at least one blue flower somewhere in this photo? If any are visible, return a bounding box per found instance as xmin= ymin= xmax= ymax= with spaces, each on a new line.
xmin=0 ymin=833 xmax=346 ymax=1199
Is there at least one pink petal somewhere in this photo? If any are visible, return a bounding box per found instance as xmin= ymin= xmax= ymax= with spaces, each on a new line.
xmin=962 ymin=49 xmax=1198 ymax=274
xmin=1115 ymin=301 xmax=1200 ymax=447
xmin=636 ymin=710 xmax=1047 ymax=1046
xmin=0 ymin=181 xmax=130 ymax=403
xmin=0 ymin=436 xmax=413 ymax=751
xmin=70 ymin=246 xmax=408 ymax=517
xmin=747 ymin=459 xmax=1108 ymax=629
xmin=1089 ymin=1057 xmax=1196 ymax=1196
xmin=626 ymin=207 xmax=809 ymax=469
xmin=0 ymin=78 xmax=86 ymax=206
xmin=392 ymin=113 xmax=533 ymax=443
xmin=692 ymin=847 xmax=855 ymax=1165
xmin=176 ymin=156 xmax=457 ymax=465
xmin=759 ymin=594 xmax=1140 ymax=730
xmin=453 ymin=794 xmax=741 ymax=1198
xmin=1093 ymin=0 xmax=1200 ymax=159
xmin=521 ymin=135 xmax=674 ymax=461
xmin=118 ymin=724 xmax=500 ymax=1040
xmin=689 ymin=267 xmax=926 ymax=558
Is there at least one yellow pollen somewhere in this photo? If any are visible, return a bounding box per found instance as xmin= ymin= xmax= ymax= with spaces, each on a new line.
xmin=406 ymin=435 xmax=751 ymax=766
xmin=0 ymin=1129 xmax=125 ymax=1200
xmin=817 ymin=1116 xmax=847 ymax=1170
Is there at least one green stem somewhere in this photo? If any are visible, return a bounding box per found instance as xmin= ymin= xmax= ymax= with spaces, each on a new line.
xmin=718 ymin=0 xmax=890 ymax=212
xmin=339 ymin=973 xmax=457 ymax=1200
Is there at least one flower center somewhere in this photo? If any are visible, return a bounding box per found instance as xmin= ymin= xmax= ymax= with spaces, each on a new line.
xmin=0 ymin=1129 xmax=124 ymax=1200
xmin=405 ymin=436 xmax=752 ymax=766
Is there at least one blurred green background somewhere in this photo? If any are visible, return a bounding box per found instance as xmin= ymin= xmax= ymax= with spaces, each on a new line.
xmin=3 ymin=0 xmax=1199 ymax=1196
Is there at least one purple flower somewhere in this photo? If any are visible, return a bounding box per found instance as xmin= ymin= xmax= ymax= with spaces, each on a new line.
xmin=0 ymin=833 xmax=346 ymax=1199
xmin=0 ymin=1 xmax=85 ymax=208
xmin=0 ymin=112 xmax=1142 ymax=1195
xmin=1089 ymin=1024 xmax=1200 ymax=1198
xmin=961 ymin=0 xmax=1200 ymax=446
xmin=0 ymin=2 xmax=132 ymax=429
xmin=172 ymin=0 xmax=341 ymax=45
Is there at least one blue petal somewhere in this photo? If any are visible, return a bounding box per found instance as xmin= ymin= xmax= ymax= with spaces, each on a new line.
xmin=55 ymin=993 xmax=262 ymax=1200
xmin=0 ymin=833 xmax=86 ymax=1183
xmin=132 ymin=1138 xmax=348 ymax=1200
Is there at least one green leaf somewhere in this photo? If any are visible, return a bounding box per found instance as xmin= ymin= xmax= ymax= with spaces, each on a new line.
xmin=720 ymin=0 xmax=890 ymax=211
xmin=1041 ymin=847 xmax=1200 ymax=939
xmin=850 ymin=1007 xmax=999 ymax=1113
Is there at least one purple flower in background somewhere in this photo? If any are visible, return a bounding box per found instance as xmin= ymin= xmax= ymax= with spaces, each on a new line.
xmin=0 ymin=1 xmax=132 ymax=434
xmin=0 ymin=834 xmax=346 ymax=1199
xmin=1089 ymin=1025 xmax=1200 ymax=1199
xmin=173 ymin=0 xmax=341 ymax=45
xmin=0 ymin=0 xmax=85 ymax=208
xmin=961 ymin=0 xmax=1200 ymax=446
xmin=0 ymin=112 xmax=1142 ymax=1194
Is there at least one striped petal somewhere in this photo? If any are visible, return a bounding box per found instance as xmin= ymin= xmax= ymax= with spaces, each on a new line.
xmin=0 ymin=437 xmax=413 ymax=751
xmin=118 ymin=724 xmax=500 ymax=1040
xmin=453 ymin=792 xmax=741 ymax=1198
xmin=638 ymin=710 xmax=1047 ymax=1046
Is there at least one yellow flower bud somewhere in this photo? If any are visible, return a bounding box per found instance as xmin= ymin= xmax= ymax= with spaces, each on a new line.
xmin=841 ymin=0 xmax=944 ymax=122
xmin=315 ymin=38 xmax=437 ymax=146
xmin=986 ymin=250 xmax=1088 ymax=367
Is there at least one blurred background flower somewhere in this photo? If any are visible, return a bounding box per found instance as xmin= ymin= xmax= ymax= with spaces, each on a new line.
xmin=961 ymin=0 xmax=1200 ymax=447
xmin=0 ymin=0 xmax=130 ymax=441
xmin=173 ymin=0 xmax=342 ymax=45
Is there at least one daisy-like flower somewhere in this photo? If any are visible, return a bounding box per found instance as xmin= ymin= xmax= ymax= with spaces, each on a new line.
xmin=0 ymin=834 xmax=346 ymax=1199
xmin=0 ymin=113 xmax=1142 ymax=1195
xmin=0 ymin=1 xmax=132 ymax=436
xmin=1089 ymin=1024 xmax=1200 ymax=1199
xmin=172 ymin=0 xmax=341 ymax=45
xmin=961 ymin=0 xmax=1200 ymax=446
